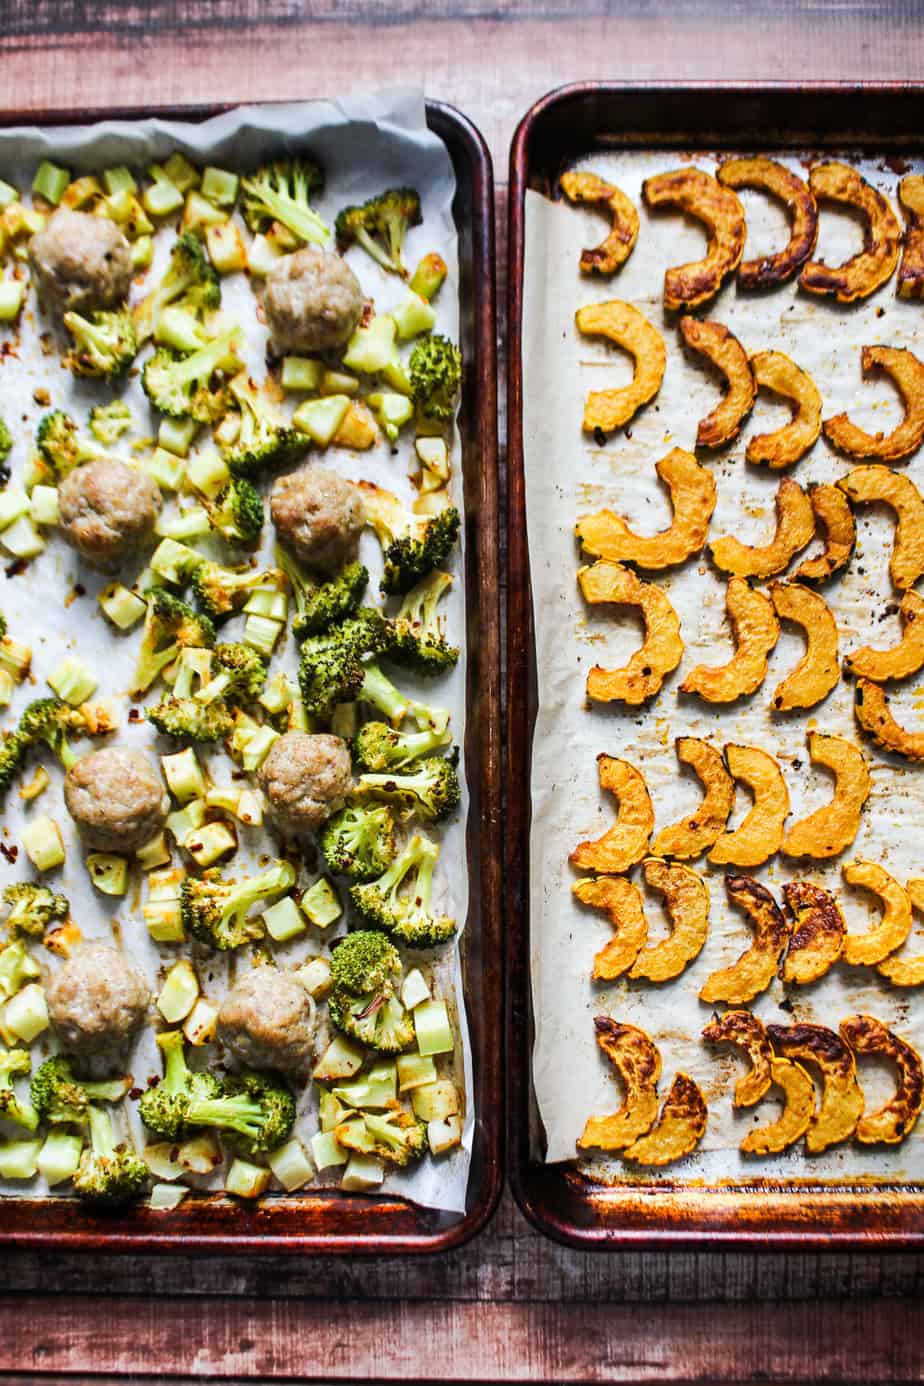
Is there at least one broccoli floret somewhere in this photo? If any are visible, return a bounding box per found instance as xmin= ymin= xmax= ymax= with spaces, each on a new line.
xmin=63 ymin=308 xmax=138 ymax=379
xmin=196 ymin=642 xmax=266 ymax=706
xmin=139 ymin=1029 xmax=272 ymax=1143
xmin=335 ymin=187 xmax=422 ymax=277
xmin=133 ymin=231 xmax=221 ymax=342
xmin=351 ymin=721 xmax=451 ymax=773
xmin=388 ymin=570 xmax=459 ymax=675
xmin=35 ymin=410 xmax=100 ymax=480
xmin=220 ymin=373 xmax=307 ymax=477
xmin=2 ymin=883 xmax=69 ymax=938
xmin=327 ymin=931 xmax=414 ymax=1054
xmin=131 ymin=587 xmax=216 ymax=695
xmin=335 ymin=1106 xmax=428 ymax=1166
xmin=190 ymin=561 xmax=283 ymax=623
xmin=88 ymin=401 xmax=133 ymax=446
xmin=147 ymin=691 xmax=233 ymax=743
xmin=240 ymin=158 xmax=329 ymax=247
xmin=350 ymin=833 xmax=456 ymax=948
xmin=72 ymin=1103 xmax=148 ymax=1207
xmin=409 ymin=333 xmax=462 ymax=423
xmin=31 ymin=1055 xmax=131 ymax=1125
xmin=0 ymin=415 xmax=12 ymax=470
xmin=202 ymin=475 xmax=264 ymax=545
xmin=297 ymin=608 xmax=391 ymax=721
xmin=141 ymin=328 xmax=242 ymax=422
xmin=0 ymin=732 xmax=27 ymax=797
xmin=221 ymin=1069 xmax=296 ymax=1159
xmin=330 ymin=929 xmax=402 ymax=995
xmin=0 ymin=1048 xmax=38 ymax=1132
xmin=320 ymin=804 xmax=396 ymax=881
xmin=276 ymin=547 xmax=368 ymax=638
xmin=355 ymin=755 xmax=460 ymax=822
xmin=18 ymin=697 xmax=90 ymax=771
xmin=358 ymin=661 xmax=450 ymax=735
xmin=179 ymin=860 xmax=296 ymax=951
xmin=328 ymin=989 xmax=414 ymax=1055
xmin=359 ymin=482 xmax=460 ymax=595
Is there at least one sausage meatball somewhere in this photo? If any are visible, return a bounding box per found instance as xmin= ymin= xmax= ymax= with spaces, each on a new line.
xmin=46 ymin=941 xmax=151 ymax=1065
xmin=28 ymin=206 xmax=133 ymax=315
xmin=217 ymin=967 xmax=316 ymax=1073
xmin=64 ymin=747 xmax=169 ymax=853
xmin=261 ymin=246 xmax=363 ymax=353
xmin=58 ymin=459 xmax=161 ymax=570
xmin=270 ymin=465 xmax=363 ymax=574
xmin=258 ymin=731 xmax=352 ymax=835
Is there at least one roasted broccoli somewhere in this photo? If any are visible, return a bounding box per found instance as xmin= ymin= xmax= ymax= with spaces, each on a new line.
xmin=88 ymin=400 xmax=133 ymax=445
xmin=350 ymin=833 xmax=456 ymax=948
xmin=0 ymin=1048 xmax=38 ymax=1132
xmin=0 ymin=414 xmax=12 ymax=470
xmin=0 ymin=732 xmax=27 ymax=796
xmin=31 ymin=1055 xmax=131 ymax=1125
xmin=388 ymin=570 xmax=459 ymax=675
xmin=147 ymin=688 xmax=233 ymax=743
xmin=63 ymin=308 xmax=138 ymax=379
xmin=220 ymin=373 xmax=306 ymax=477
xmin=351 ymin=721 xmax=451 ymax=773
xmin=358 ymin=661 xmax=450 ymax=734
xmin=139 ymin=1029 xmax=271 ymax=1143
xmin=196 ymin=641 xmax=267 ymax=706
xmin=179 ymin=860 xmax=296 ymax=950
xmin=276 ymin=548 xmax=368 ymax=638
xmin=190 ymin=561 xmax=283 ymax=623
xmin=335 ymin=1106 xmax=428 ymax=1166
xmin=297 ymin=608 xmax=391 ymax=720
xmin=18 ymin=697 xmax=91 ymax=771
xmin=131 ymin=588 xmax=216 ymax=695
xmin=133 ymin=231 xmax=221 ymax=342
xmin=35 ymin=410 xmax=100 ymax=480
xmin=409 ymin=333 xmax=462 ymax=423
xmin=241 ymin=158 xmax=328 ymax=246
xmin=202 ymin=475 xmax=264 ymax=546
xmin=355 ymin=756 xmax=460 ymax=822
xmin=410 ymin=252 xmax=448 ymax=301
xmin=141 ymin=328 xmax=242 ymax=422
xmin=335 ymin=187 xmax=422 ymax=277
xmin=327 ymin=930 xmax=414 ymax=1054
xmin=359 ymin=482 xmax=460 ymax=595
xmin=319 ymin=803 xmax=396 ymax=881
xmin=221 ymin=1069 xmax=296 ymax=1159
xmin=2 ymin=883 xmax=69 ymax=938
xmin=72 ymin=1103 xmax=148 ymax=1207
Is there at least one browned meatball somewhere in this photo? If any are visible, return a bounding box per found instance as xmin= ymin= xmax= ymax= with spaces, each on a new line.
xmin=217 ymin=967 xmax=316 ymax=1073
xmin=58 ymin=459 xmax=161 ymax=570
xmin=64 ymin=748 xmax=169 ymax=853
xmin=29 ymin=206 xmax=133 ymax=315
xmin=262 ymin=246 xmax=363 ymax=353
xmin=46 ymin=941 xmax=151 ymax=1066
xmin=270 ymin=465 xmax=363 ymax=574
xmin=258 ymin=731 xmax=352 ymax=835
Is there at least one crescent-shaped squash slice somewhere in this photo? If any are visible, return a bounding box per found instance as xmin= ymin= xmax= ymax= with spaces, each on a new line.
xmin=854 ymin=677 xmax=924 ymax=762
xmin=781 ymin=733 xmax=870 ymax=861
xmin=577 ymin=1017 xmax=662 ymax=1152
xmin=680 ymin=577 xmax=779 ymax=704
xmin=576 ymin=448 xmax=716 ymax=569
xmin=628 ymin=857 xmax=710 ymax=983
xmin=569 ymin=753 xmax=654 ymax=875
xmin=824 ymin=346 xmax=924 ymax=464
xmin=745 ymin=351 xmax=823 ymax=470
xmin=709 ymin=476 xmax=815 ymax=580
xmin=837 ymin=466 xmax=924 ymax=591
xmin=840 ymin=1014 xmax=924 ymax=1144
xmin=793 ymin=484 xmax=857 ymax=584
xmin=560 ymin=170 xmax=640 ymax=276
xmin=768 ymin=582 xmax=840 ymax=712
xmin=878 ymin=878 xmax=924 ymax=987
xmin=573 ymin=876 xmax=648 ymax=982
xmin=708 ymin=744 xmax=790 ymax=869
xmin=845 ymin=591 xmax=924 ymax=683
xmin=782 ymin=880 xmax=846 ymax=983
xmin=799 ymin=162 xmax=901 ymax=302
xmin=576 ymin=300 xmax=666 ymax=435
xmin=621 ymin=1072 xmax=708 ymax=1166
xmin=897 ymin=174 xmax=924 ymax=300
xmin=841 ymin=859 xmax=912 ymax=966
xmin=740 ymin=1058 xmax=815 ymax=1155
xmin=699 ymin=874 xmax=790 ymax=1005
xmin=650 ymin=736 xmax=735 ymax=860
xmin=578 ymin=561 xmax=683 ymax=706
xmin=702 ymin=1009 xmax=773 ymax=1108
xmin=767 ymin=1022 xmax=864 ymax=1153
xmin=717 ymin=156 xmax=818 ymax=289
xmin=680 ymin=317 xmax=756 ymax=448
xmin=642 ymin=167 xmax=746 ymax=311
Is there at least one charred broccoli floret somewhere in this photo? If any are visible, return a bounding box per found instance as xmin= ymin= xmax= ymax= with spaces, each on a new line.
xmin=359 ymin=482 xmax=460 ymax=595
xmin=30 ymin=1055 xmax=131 ymax=1125
xmin=133 ymin=231 xmax=221 ymax=342
xmin=335 ymin=1105 xmax=428 ymax=1166
xmin=350 ymin=834 xmax=456 ymax=948
xmin=355 ymin=755 xmax=460 ymax=822
xmin=297 ymin=608 xmax=391 ymax=721
xmin=202 ymin=474 xmax=264 ymax=546
xmin=327 ymin=930 xmax=414 ymax=1054
xmin=88 ymin=400 xmax=133 ymax=445
xmin=131 ymin=587 xmax=216 ymax=695
xmin=276 ymin=547 xmax=368 ymax=638
xmin=72 ymin=1103 xmax=148 ymax=1207
xmin=241 ymin=158 xmax=328 ymax=246
xmin=141 ymin=328 xmax=242 ymax=422
xmin=221 ymin=1069 xmax=296 ymax=1159
xmin=139 ymin=1029 xmax=270 ymax=1142
xmin=351 ymin=721 xmax=451 ymax=773
xmin=335 ymin=187 xmax=422 ymax=277
xmin=220 ymin=373 xmax=306 ymax=477
xmin=2 ymin=883 xmax=69 ymax=938
xmin=63 ymin=308 xmax=137 ymax=379
xmin=358 ymin=661 xmax=450 ymax=735
xmin=196 ymin=641 xmax=267 ymax=706
xmin=0 ymin=732 xmax=27 ymax=797
xmin=319 ymin=803 xmax=396 ymax=881
xmin=388 ymin=570 xmax=459 ymax=675
xmin=190 ymin=561 xmax=284 ymax=623
xmin=409 ymin=333 xmax=462 ymax=423
xmin=35 ymin=410 xmax=100 ymax=480
xmin=0 ymin=1048 xmax=38 ymax=1132
xmin=147 ymin=690 xmax=233 ymax=743
xmin=179 ymin=860 xmax=296 ymax=951
xmin=18 ymin=697 xmax=91 ymax=771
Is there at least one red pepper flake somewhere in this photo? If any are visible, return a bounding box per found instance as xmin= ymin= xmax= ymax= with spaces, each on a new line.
xmin=129 ymin=1087 xmax=143 ymax=1101
xmin=0 ymin=843 xmax=17 ymax=863
xmin=5 ymin=559 xmax=27 ymax=578
xmin=128 ymin=708 xmax=141 ymax=722
xmin=0 ymin=342 xmax=19 ymax=361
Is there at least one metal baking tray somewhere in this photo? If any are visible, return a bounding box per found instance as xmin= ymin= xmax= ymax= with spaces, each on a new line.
xmin=0 ymin=98 xmax=501 ymax=1255
xmin=506 ymin=80 xmax=924 ymax=1250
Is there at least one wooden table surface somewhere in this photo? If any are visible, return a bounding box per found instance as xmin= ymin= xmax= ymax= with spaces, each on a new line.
xmin=3 ymin=2 xmax=924 ymax=1381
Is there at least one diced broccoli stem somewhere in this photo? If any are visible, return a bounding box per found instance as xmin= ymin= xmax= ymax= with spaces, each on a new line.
xmin=359 ymin=663 xmax=410 ymax=725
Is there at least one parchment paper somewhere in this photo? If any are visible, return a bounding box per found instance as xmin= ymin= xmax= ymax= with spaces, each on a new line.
xmin=0 ymin=91 xmax=474 ymax=1213
xmin=523 ymin=150 xmax=924 ymax=1180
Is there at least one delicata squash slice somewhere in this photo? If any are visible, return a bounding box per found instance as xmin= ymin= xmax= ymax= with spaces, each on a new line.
xmin=702 ymin=1009 xmax=773 ymax=1108
xmin=837 ymin=466 xmax=924 ymax=591
xmin=799 ymin=162 xmax=901 ymax=303
xmin=621 ymin=1072 xmax=708 ymax=1167
xmin=578 ymin=1017 xmax=661 ymax=1152
xmin=716 ymin=156 xmax=818 ymax=289
xmin=578 ymin=561 xmax=683 ymax=706
xmin=897 ymin=175 xmax=924 ymax=300
xmin=878 ymin=878 xmax=924 ymax=988
xmin=768 ymin=582 xmax=840 ymax=713
xmin=841 ymin=859 xmax=912 ymax=967
xmin=709 ymin=476 xmax=815 ymax=581
xmin=708 ymin=744 xmax=789 ymax=869
xmin=854 ymin=677 xmax=924 ymax=762
xmin=680 ymin=317 xmax=756 ymax=448
xmin=573 ymin=876 xmax=648 ymax=982
xmin=746 ymin=351 xmax=823 ymax=470
xmin=628 ymin=857 xmax=710 ymax=984
xmin=782 ymin=880 xmax=846 ymax=984
xmin=767 ymin=1022 xmax=864 ymax=1153
xmin=680 ymin=577 xmax=779 ymax=704
xmin=560 ymin=170 xmax=640 ymax=276
xmin=576 ymin=448 xmax=716 ymax=570
xmin=650 ymin=736 xmax=735 ymax=860
xmin=781 ymin=732 xmax=870 ymax=862
xmin=840 ymin=1014 xmax=924 ymax=1145
xmin=576 ymin=300 xmax=666 ymax=435
xmin=569 ymin=753 xmax=654 ymax=875
xmin=699 ymin=874 xmax=790 ymax=1005
xmin=642 ymin=168 xmax=746 ymax=311
xmin=740 ymin=1057 xmax=815 ymax=1156
xmin=844 ymin=591 xmax=924 ymax=684
xmin=824 ymin=346 xmax=924 ymax=464
xmin=793 ymin=484 xmax=856 ymax=584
